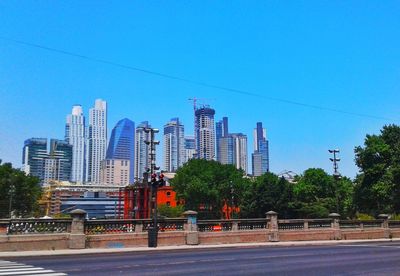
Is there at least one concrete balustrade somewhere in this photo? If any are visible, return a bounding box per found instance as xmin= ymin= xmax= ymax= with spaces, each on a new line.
xmin=0 ymin=210 xmax=398 ymax=252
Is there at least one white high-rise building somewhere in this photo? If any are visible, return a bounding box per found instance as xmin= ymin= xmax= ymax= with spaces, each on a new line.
xmin=65 ymin=105 xmax=86 ymax=183
xmin=135 ymin=121 xmax=151 ymax=181
xmin=163 ymin=118 xmax=185 ymax=172
xmin=232 ymin=133 xmax=248 ymax=173
xmin=86 ymin=99 xmax=107 ymax=184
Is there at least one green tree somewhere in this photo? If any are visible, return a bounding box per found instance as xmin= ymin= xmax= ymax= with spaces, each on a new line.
xmin=240 ymin=172 xmax=294 ymax=218
xmin=354 ymin=124 xmax=400 ymax=215
xmin=0 ymin=161 xmax=42 ymax=218
xmin=171 ymin=159 xmax=248 ymax=219
xmin=291 ymin=168 xmax=354 ymax=218
xmin=158 ymin=204 xmax=184 ymax=218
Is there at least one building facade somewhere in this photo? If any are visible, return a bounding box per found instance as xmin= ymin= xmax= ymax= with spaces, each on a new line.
xmin=100 ymin=159 xmax=130 ymax=186
xmin=252 ymin=122 xmax=269 ymax=176
xmin=195 ymin=107 xmax=216 ymax=160
xmin=106 ymin=118 xmax=135 ymax=183
xmin=163 ymin=118 xmax=185 ymax=172
xmin=183 ymin=136 xmax=196 ymax=164
xmin=65 ymin=105 xmax=86 ymax=184
xmin=216 ymin=117 xmax=229 ymax=162
xmin=86 ymin=99 xmax=107 ymax=184
xmin=135 ymin=121 xmax=151 ymax=181
xmin=22 ymin=138 xmax=48 ymax=182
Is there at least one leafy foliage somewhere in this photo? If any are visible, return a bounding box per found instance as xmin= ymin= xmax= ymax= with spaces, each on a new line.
xmin=158 ymin=204 xmax=184 ymax=218
xmin=354 ymin=124 xmax=400 ymax=215
xmin=0 ymin=161 xmax=42 ymax=218
xmin=171 ymin=159 xmax=249 ymax=219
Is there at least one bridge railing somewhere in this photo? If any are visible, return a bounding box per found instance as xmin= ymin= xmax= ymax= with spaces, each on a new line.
xmin=0 ymin=218 xmax=72 ymax=235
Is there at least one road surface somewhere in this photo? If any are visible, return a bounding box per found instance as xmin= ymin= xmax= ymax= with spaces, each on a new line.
xmin=4 ymin=241 xmax=400 ymax=275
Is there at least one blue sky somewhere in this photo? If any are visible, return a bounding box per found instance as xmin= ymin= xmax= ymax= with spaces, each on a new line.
xmin=0 ymin=1 xmax=399 ymax=178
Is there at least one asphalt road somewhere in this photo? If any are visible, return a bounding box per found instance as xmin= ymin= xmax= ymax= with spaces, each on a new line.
xmin=5 ymin=241 xmax=400 ymax=275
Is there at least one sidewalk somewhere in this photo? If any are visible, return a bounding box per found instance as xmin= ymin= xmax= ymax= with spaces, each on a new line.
xmin=2 ymin=238 xmax=400 ymax=258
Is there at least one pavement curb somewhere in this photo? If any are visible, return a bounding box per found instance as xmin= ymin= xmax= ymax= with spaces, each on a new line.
xmin=2 ymin=238 xmax=400 ymax=258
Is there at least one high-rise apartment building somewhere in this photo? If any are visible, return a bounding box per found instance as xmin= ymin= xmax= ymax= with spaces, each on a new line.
xmin=195 ymin=106 xmax=215 ymax=160
xmin=163 ymin=118 xmax=185 ymax=172
xmin=135 ymin=121 xmax=151 ymax=181
xmin=86 ymin=99 xmax=107 ymax=184
xmin=65 ymin=105 xmax=86 ymax=184
xmin=100 ymin=159 xmax=130 ymax=186
xmin=216 ymin=117 xmax=229 ymax=162
xmin=252 ymin=122 xmax=269 ymax=176
xmin=183 ymin=136 xmax=196 ymax=164
xmin=106 ymin=118 xmax=135 ymax=183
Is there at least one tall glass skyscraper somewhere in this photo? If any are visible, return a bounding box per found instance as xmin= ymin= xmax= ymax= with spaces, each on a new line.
xmin=22 ymin=138 xmax=72 ymax=185
xmin=218 ymin=133 xmax=248 ymax=173
xmin=86 ymin=99 xmax=107 ymax=184
xmin=65 ymin=105 xmax=86 ymax=184
xmin=106 ymin=118 xmax=135 ymax=183
xmin=183 ymin=136 xmax=196 ymax=164
xmin=195 ymin=106 xmax=215 ymax=160
xmin=163 ymin=118 xmax=185 ymax=172
xmin=22 ymin=138 xmax=48 ymax=182
xmin=252 ymin=122 xmax=269 ymax=176
xmin=135 ymin=121 xmax=151 ymax=181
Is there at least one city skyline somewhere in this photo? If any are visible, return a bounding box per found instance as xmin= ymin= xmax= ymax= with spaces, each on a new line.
xmin=1 ymin=2 xmax=399 ymax=178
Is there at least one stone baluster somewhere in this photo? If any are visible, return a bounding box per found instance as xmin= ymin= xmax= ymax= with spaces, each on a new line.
xmin=183 ymin=211 xmax=199 ymax=245
xmin=378 ymin=214 xmax=390 ymax=239
xmin=266 ymin=211 xmax=279 ymax=242
xmin=329 ymin=213 xmax=341 ymax=240
xmin=69 ymin=209 xmax=87 ymax=249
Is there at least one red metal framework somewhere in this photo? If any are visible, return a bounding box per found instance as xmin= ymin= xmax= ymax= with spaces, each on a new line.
xmin=118 ymin=185 xmax=151 ymax=219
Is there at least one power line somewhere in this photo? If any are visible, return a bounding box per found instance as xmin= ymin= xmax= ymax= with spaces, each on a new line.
xmin=0 ymin=36 xmax=396 ymax=122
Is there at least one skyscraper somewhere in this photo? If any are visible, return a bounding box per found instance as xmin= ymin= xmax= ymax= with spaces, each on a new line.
xmin=86 ymin=99 xmax=107 ymax=184
xmin=252 ymin=122 xmax=269 ymax=176
xmin=216 ymin=117 xmax=229 ymax=162
xmin=65 ymin=105 xmax=86 ymax=184
xmin=195 ymin=106 xmax=215 ymax=160
xmin=218 ymin=133 xmax=248 ymax=173
xmin=163 ymin=118 xmax=185 ymax=172
xmin=22 ymin=138 xmax=48 ymax=182
xmin=135 ymin=121 xmax=151 ymax=180
xmin=183 ymin=136 xmax=196 ymax=164
xmin=44 ymin=139 xmax=73 ymax=183
xmin=22 ymin=138 xmax=72 ymax=185
xmin=106 ymin=118 xmax=135 ymax=183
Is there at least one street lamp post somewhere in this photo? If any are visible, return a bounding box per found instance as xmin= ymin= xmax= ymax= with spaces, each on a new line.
xmin=143 ymin=127 xmax=160 ymax=247
xmin=329 ymin=149 xmax=341 ymax=214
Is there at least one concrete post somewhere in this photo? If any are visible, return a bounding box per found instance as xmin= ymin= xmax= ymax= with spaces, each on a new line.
xmin=232 ymin=221 xmax=239 ymax=231
xmin=304 ymin=220 xmax=309 ymax=230
xmin=329 ymin=213 xmax=341 ymax=240
xmin=266 ymin=211 xmax=279 ymax=242
xmin=69 ymin=209 xmax=86 ymax=249
xmin=183 ymin=210 xmax=199 ymax=245
xmin=378 ymin=214 xmax=390 ymax=239
xmin=135 ymin=221 xmax=143 ymax=233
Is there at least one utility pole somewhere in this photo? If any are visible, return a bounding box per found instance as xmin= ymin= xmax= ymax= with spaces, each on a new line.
xmin=144 ymin=127 xmax=160 ymax=247
xmin=329 ymin=149 xmax=341 ymax=214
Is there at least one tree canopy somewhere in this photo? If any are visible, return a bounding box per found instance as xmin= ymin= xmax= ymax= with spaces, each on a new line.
xmin=0 ymin=161 xmax=42 ymax=218
xmin=354 ymin=124 xmax=400 ymax=215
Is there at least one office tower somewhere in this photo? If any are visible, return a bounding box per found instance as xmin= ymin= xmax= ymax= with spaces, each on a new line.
xmin=106 ymin=118 xmax=135 ymax=183
xmin=135 ymin=121 xmax=151 ymax=181
xmin=252 ymin=122 xmax=269 ymax=176
xmin=65 ymin=105 xmax=86 ymax=184
xmin=195 ymin=106 xmax=216 ymax=160
xmin=216 ymin=117 xmax=229 ymax=162
xmin=163 ymin=118 xmax=185 ymax=172
xmin=22 ymin=138 xmax=48 ymax=182
xmin=86 ymin=99 xmax=107 ymax=184
xmin=100 ymin=159 xmax=130 ymax=186
xmin=44 ymin=139 xmax=73 ymax=183
xmin=183 ymin=136 xmax=196 ymax=164
xmin=218 ymin=133 xmax=248 ymax=173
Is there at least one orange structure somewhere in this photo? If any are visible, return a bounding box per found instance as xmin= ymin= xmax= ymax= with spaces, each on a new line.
xmin=119 ymin=185 xmax=179 ymax=219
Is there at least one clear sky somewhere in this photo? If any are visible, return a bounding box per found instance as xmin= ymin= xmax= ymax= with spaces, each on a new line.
xmin=0 ymin=1 xmax=399 ymax=178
